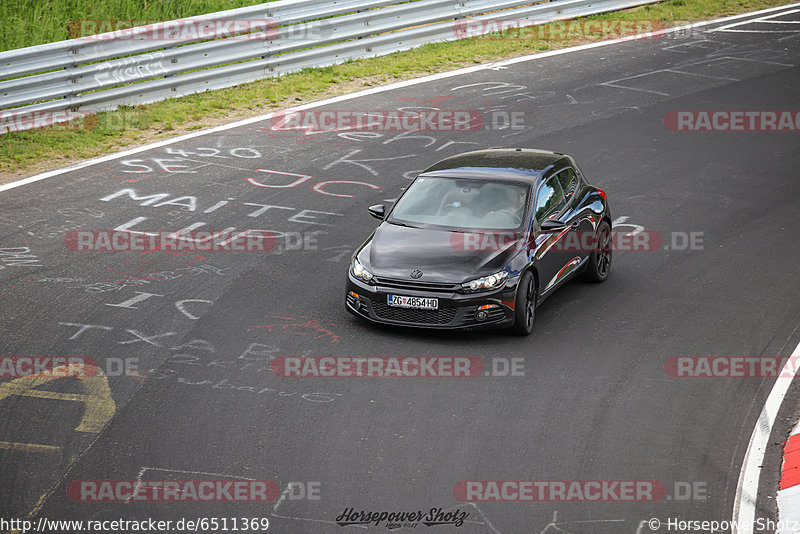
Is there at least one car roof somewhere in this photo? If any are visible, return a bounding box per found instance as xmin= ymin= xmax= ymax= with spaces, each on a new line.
xmin=418 ymin=148 xmax=569 ymax=184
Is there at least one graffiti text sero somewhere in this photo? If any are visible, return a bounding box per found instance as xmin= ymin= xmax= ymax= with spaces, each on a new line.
xmin=67 ymin=480 xmax=280 ymax=502
xmin=665 ymin=110 xmax=800 ymax=132
xmin=454 ymin=480 xmax=666 ymax=501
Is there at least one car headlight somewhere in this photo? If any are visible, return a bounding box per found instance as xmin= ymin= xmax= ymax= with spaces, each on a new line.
xmin=351 ymin=257 xmax=375 ymax=284
xmin=462 ymin=270 xmax=508 ymax=292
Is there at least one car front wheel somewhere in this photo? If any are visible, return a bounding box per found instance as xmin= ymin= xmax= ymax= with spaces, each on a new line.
xmin=510 ymin=271 xmax=536 ymax=336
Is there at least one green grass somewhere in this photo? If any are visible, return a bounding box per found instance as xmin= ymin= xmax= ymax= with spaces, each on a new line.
xmin=0 ymin=0 xmax=278 ymax=51
xmin=0 ymin=0 xmax=794 ymax=180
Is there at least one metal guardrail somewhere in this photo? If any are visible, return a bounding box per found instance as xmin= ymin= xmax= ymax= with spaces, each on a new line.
xmin=0 ymin=0 xmax=659 ymax=131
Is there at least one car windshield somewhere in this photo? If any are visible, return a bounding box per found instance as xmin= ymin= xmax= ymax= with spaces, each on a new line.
xmin=388 ymin=176 xmax=529 ymax=230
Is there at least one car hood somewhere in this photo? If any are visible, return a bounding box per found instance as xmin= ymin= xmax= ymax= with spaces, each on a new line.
xmin=361 ymin=222 xmax=525 ymax=283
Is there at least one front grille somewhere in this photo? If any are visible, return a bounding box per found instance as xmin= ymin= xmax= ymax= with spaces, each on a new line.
xmin=372 ymin=302 xmax=458 ymax=325
xmin=374 ymin=276 xmax=459 ymax=292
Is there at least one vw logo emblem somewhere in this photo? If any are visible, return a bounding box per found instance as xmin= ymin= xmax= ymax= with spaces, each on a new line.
xmin=410 ymin=270 xmax=423 ymax=279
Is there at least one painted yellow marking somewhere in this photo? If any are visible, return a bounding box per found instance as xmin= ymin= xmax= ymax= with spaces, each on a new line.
xmin=0 ymin=364 xmax=115 ymax=433
xmin=0 ymin=441 xmax=61 ymax=454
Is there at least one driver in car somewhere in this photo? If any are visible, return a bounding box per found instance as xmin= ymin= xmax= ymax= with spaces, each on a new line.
xmin=480 ymin=187 xmax=526 ymax=226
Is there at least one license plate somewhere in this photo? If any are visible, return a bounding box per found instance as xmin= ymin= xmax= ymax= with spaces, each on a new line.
xmin=387 ymin=295 xmax=438 ymax=310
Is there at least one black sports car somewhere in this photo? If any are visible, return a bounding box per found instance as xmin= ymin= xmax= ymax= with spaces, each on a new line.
xmin=345 ymin=148 xmax=612 ymax=335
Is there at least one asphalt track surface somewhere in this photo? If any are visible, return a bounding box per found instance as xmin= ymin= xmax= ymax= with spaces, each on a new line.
xmin=1 ymin=7 xmax=800 ymax=533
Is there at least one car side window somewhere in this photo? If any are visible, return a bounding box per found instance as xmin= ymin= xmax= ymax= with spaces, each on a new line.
xmin=534 ymin=176 xmax=567 ymax=224
xmin=557 ymin=168 xmax=579 ymax=199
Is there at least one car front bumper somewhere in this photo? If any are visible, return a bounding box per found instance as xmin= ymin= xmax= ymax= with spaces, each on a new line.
xmin=345 ymin=274 xmax=519 ymax=330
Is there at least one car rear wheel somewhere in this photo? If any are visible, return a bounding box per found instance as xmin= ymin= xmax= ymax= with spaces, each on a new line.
xmin=582 ymin=220 xmax=612 ymax=282
xmin=510 ymin=271 xmax=536 ymax=336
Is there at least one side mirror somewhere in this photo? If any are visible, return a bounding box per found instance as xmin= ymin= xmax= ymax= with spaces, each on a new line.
xmin=368 ymin=204 xmax=386 ymax=220
xmin=539 ymin=219 xmax=567 ymax=233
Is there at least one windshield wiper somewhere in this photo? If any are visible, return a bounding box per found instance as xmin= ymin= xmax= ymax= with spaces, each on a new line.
xmin=388 ymin=220 xmax=419 ymax=229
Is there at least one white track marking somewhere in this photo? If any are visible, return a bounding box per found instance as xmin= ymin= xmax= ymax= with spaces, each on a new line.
xmin=733 ymin=335 xmax=800 ymax=533
xmin=711 ymin=8 xmax=800 ymax=33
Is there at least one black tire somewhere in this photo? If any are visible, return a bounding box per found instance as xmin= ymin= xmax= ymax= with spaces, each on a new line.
xmin=510 ymin=270 xmax=536 ymax=336
xmin=582 ymin=220 xmax=612 ymax=282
